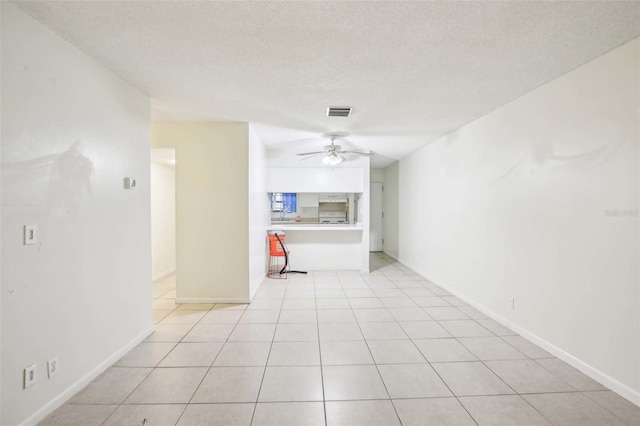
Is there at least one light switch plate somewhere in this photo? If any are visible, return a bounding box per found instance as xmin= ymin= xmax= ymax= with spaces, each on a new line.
xmin=24 ymin=364 xmax=37 ymax=388
xmin=124 ymin=177 xmax=137 ymax=189
xmin=24 ymin=225 xmax=37 ymax=245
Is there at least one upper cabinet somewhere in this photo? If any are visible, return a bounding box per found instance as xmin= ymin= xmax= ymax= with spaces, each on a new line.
xmin=298 ymin=193 xmax=319 ymax=207
xmin=318 ymin=193 xmax=348 ymax=203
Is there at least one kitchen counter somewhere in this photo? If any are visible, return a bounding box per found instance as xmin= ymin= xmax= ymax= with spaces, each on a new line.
xmin=268 ymin=223 xmax=363 ymax=231
xmin=266 ymin=223 xmax=365 ymax=271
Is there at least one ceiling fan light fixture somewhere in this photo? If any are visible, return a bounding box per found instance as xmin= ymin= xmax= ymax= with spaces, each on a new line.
xmin=323 ymin=153 xmax=343 ymax=166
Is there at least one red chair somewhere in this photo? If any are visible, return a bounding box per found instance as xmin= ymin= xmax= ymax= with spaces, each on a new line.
xmin=268 ymin=233 xmax=288 ymax=279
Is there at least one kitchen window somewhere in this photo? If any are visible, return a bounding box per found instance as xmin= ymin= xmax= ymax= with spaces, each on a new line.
xmin=270 ymin=193 xmax=296 ymax=212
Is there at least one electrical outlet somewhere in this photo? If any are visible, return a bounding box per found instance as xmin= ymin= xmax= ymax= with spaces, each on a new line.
xmin=24 ymin=364 xmax=37 ymax=389
xmin=47 ymin=357 xmax=59 ymax=378
xmin=509 ymin=297 xmax=515 ymax=310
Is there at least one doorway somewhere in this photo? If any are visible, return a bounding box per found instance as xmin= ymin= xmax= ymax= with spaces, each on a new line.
xmin=150 ymin=148 xmax=176 ymax=322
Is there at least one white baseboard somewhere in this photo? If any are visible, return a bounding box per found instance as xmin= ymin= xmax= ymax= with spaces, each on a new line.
xmin=509 ymin=317 xmax=640 ymax=406
xmin=152 ymin=268 xmax=175 ymax=283
xmin=23 ymin=326 xmax=154 ymax=426
xmin=398 ymin=257 xmax=640 ymax=408
xmin=176 ymin=297 xmax=250 ymax=304
xmin=382 ymin=250 xmax=399 ymax=261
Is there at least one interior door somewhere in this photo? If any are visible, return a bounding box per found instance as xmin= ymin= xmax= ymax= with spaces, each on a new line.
xmin=369 ymin=182 xmax=383 ymax=251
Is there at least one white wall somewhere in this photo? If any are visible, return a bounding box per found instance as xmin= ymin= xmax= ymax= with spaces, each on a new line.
xmin=382 ymin=162 xmax=399 ymax=259
xmin=370 ymin=167 xmax=385 ymax=183
xmin=248 ymin=125 xmax=269 ymax=298
xmin=1 ymin=4 xmax=152 ymax=425
xmin=359 ymin=163 xmax=371 ymax=271
xmin=1 ymin=4 xmax=4 ymax=423
xmin=370 ymin=168 xmax=385 ymax=252
xmin=152 ymin=122 xmax=253 ymax=303
xmin=398 ymin=39 xmax=639 ymax=402
xmin=267 ymin=167 xmax=365 ymax=193
xmin=150 ymin=160 xmax=176 ymax=281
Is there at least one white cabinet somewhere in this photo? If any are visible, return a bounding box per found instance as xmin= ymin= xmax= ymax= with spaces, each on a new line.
xmin=298 ymin=193 xmax=319 ymax=207
xmin=319 ymin=193 xmax=348 ymax=203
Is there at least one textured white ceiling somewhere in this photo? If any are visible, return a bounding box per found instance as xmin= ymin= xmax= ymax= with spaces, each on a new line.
xmin=15 ymin=1 xmax=640 ymax=167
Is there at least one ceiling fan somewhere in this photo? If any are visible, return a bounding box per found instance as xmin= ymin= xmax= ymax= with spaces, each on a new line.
xmin=296 ymin=134 xmax=373 ymax=165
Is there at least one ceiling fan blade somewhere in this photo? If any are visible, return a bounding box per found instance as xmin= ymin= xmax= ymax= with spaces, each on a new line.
xmin=341 ymin=151 xmax=374 ymax=156
xmin=296 ymin=151 xmax=325 ymax=156
xmin=299 ymin=153 xmax=324 ymax=161
xmin=294 ymin=133 xmax=373 ymax=160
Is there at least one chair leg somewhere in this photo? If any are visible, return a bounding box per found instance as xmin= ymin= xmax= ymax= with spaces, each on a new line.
xmin=268 ymin=254 xmax=287 ymax=279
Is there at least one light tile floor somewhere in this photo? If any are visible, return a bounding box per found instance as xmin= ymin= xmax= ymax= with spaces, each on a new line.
xmin=41 ymin=253 xmax=640 ymax=425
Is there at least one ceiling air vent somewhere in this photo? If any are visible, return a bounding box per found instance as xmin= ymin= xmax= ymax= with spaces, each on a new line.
xmin=327 ymin=107 xmax=352 ymax=117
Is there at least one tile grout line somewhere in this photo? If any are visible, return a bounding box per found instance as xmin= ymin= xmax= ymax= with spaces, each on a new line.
xmin=315 ymin=273 xmax=329 ymax=426
xmin=479 ymin=354 xmax=589 ymax=426
xmin=422 ymin=308 xmax=514 ymax=426
xmin=173 ymin=301 xmax=246 ymax=424
xmin=346 ymin=272 xmax=404 ymax=425
xmin=170 ymin=301 xmax=222 ymax=425
xmin=365 ymin=265 xmax=480 ymax=425
xmin=248 ymin=284 xmax=285 ymax=425
xmin=527 ymin=359 xmax=633 ymax=424
xmin=379 ymin=262 xmax=481 ymax=426
xmin=99 ymin=279 xmax=184 ymax=426
xmin=384 ymin=269 xmax=481 ymax=426
xmin=100 ymin=278 xmax=189 ymax=426
xmin=54 ymin=259 xmax=635 ymax=425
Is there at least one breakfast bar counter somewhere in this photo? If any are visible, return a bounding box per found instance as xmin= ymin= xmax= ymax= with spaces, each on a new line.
xmin=267 ymin=223 xmax=365 ymax=271
xmin=267 ymin=224 xmax=363 ymax=232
